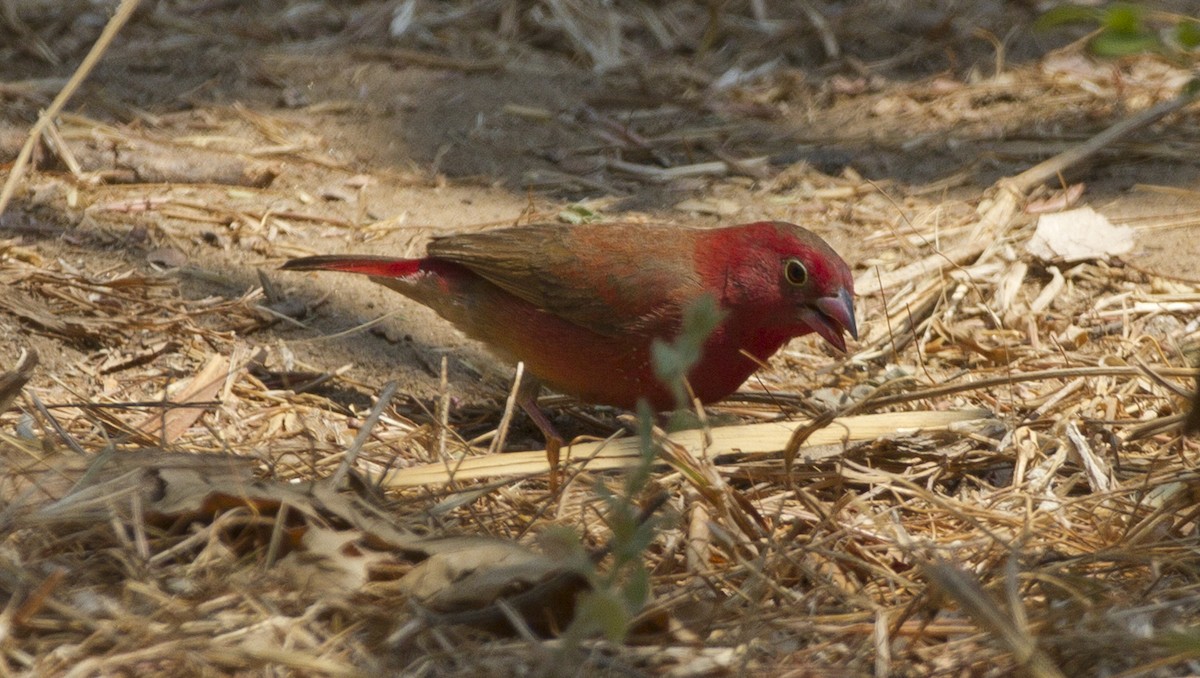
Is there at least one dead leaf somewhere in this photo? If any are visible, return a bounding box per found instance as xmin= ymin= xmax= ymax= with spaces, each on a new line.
xmin=278 ymin=525 xmax=391 ymax=593
xmin=0 ymin=289 xmax=104 ymax=341
xmin=2 ymin=447 xmax=587 ymax=635
xmin=1025 ymin=183 xmax=1086 ymax=214
xmin=399 ymin=535 xmax=589 ymax=634
xmin=0 ymin=349 xmax=37 ymax=413
xmin=1026 ymin=206 xmax=1135 ymax=262
xmin=132 ymin=351 xmax=247 ymax=444
xmin=398 ymin=537 xmax=563 ymax=607
xmin=146 ymin=247 xmax=187 ymax=268
xmin=673 ymin=198 xmax=740 ymax=216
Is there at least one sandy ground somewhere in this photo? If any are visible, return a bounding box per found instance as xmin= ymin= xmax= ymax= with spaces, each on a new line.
xmin=2 ymin=3 xmax=1197 ymax=402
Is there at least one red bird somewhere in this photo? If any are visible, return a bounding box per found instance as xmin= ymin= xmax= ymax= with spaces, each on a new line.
xmin=283 ymin=220 xmax=855 ymax=427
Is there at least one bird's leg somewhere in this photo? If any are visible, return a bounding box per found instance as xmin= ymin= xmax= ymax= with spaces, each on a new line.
xmin=515 ymin=375 xmax=564 ymax=492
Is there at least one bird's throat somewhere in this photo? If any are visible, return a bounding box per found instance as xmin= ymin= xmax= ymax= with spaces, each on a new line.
xmin=683 ymin=320 xmax=794 ymax=404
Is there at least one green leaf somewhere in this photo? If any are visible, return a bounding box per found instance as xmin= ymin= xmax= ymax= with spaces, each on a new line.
xmin=612 ymin=519 xmax=656 ymax=563
xmin=558 ymin=204 xmax=602 ymax=224
xmin=650 ymin=293 xmax=724 ymax=409
xmin=1157 ymin=627 xmax=1200 ymax=654
xmin=666 ymin=408 xmax=702 ymax=432
xmin=593 ymin=478 xmax=616 ymax=503
xmin=572 ymin=590 xmax=631 ymax=642
xmin=1177 ymin=20 xmax=1200 ymax=50
xmin=1090 ymin=28 xmax=1161 ymax=56
xmin=621 ymin=566 xmax=650 ymax=611
xmin=651 ymin=341 xmax=685 ymax=383
xmin=1101 ymin=4 xmax=1145 ymax=35
xmin=1035 ymin=5 xmax=1100 ymax=30
xmin=538 ymin=525 xmax=592 ymax=568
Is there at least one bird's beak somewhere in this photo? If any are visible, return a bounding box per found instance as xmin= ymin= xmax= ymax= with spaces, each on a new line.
xmin=806 ymin=288 xmax=857 ymax=353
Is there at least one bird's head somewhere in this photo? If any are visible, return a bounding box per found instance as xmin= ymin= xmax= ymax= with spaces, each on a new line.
xmin=705 ymin=221 xmax=857 ymax=352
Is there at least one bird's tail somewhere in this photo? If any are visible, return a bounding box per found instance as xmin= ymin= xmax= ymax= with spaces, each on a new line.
xmin=281 ymin=255 xmax=422 ymax=278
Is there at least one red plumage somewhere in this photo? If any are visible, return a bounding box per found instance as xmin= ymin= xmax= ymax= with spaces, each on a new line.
xmin=282 ymin=220 xmax=856 ymax=410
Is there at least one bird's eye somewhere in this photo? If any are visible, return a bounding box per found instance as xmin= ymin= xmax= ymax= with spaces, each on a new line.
xmin=784 ymin=258 xmax=808 ymax=286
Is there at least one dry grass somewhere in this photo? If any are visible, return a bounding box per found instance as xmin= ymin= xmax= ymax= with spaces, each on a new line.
xmin=2 ymin=1 xmax=1200 ymax=676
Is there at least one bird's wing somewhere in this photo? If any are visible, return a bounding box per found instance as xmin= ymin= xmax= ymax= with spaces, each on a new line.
xmin=426 ymin=223 xmax=705 ymax=336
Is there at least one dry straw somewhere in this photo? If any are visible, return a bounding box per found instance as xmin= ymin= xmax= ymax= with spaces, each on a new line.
xmin=2 ymin=1 xmax=1200 ymax=676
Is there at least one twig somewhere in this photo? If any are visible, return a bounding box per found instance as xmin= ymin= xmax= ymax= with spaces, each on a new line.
xmin=0 ymin=0 xmax=142 ymax=216
xmin=799 ymin=1 xmax=839 ymax=59
xmin=865 ymin=365 xmax=1198 ymax=410
xmin=1007 ymin=88 xmax=1199 ymax=196
xmin=329 ymin=380 xmax=398 ymax=487
xmin=606 ymin=158 xmax=732 ymax=181
xmin=352 ymin=47 xmax=504 ymax=73
xmin=437 ymin=356 xmax=450 ymax=464
xmin=1187 ymin=364 xmax=1200 ymax=436
xmin=489 ymin=362 xmax=524 ymax=456
xmin=922 ymin=559 xmax=1067 ymax=678
xmin=971 ymin=86 xmax=1198 ymax=241
xmin=0 ymin=349 xmax=38 ymax=413
xmin=27 ymin=392 xmax=87 ymax=456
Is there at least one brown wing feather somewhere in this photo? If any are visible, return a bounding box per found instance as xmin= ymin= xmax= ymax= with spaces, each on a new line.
xmin=426 ymin=223 xmax=705 ymax=336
